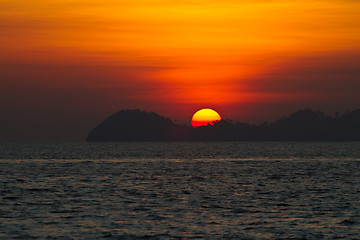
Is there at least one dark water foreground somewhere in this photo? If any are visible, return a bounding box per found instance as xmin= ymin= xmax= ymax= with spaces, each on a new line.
xmin=1 ymin=142 xmax=360 ymax=239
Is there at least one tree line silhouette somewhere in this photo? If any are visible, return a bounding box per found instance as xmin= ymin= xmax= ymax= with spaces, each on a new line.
xmin=86 ymin=108 xmax=360 ymax=141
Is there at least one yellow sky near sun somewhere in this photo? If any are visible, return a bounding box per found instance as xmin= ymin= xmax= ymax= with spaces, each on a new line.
xmin=1 ymin=0 xmax=360 ymax=105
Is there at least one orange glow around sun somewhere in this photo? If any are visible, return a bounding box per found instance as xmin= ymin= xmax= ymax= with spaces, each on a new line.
xmin=191 ymin=108 xmax=221 ymax=128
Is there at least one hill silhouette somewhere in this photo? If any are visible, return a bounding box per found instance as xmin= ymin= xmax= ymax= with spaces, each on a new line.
xmin=86 ymin=109 xmax=190 ymax=141
xmin=86 ymin=108 xmax=360 ymax=141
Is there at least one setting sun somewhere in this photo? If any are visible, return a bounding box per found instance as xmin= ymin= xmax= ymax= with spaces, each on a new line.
xmin=191 ymin=108 xmax=221 ymax=128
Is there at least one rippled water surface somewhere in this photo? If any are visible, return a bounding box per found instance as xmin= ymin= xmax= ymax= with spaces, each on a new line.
xmin=1 ymin=142 xmax=360 ymax=239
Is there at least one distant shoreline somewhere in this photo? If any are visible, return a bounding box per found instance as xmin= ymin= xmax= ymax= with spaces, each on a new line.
xmin=87 ymin=108 xmax=360 ymax=142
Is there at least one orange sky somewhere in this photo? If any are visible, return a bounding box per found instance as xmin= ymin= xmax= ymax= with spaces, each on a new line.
xmin=0 ymin=0 xmax=360 ymax=140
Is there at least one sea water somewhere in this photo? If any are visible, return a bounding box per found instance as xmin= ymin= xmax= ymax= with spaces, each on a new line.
xmin=1 ymin=142 xmax=360 ymax=239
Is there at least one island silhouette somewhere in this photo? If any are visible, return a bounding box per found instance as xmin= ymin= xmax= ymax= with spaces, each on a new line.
xmin=86 ymin=108 xmax=360 ymax=141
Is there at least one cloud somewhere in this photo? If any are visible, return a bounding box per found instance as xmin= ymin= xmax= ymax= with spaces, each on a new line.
xmin=243 ymin=51 xmax=360 ymax=95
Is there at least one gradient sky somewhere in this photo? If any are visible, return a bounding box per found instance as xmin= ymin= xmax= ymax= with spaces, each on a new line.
xmin=1 ymin=0 xmax=359 ymax=141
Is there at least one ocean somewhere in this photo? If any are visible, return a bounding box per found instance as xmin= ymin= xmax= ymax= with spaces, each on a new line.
xmin=1 ymin=142 xmax=360 ymax=239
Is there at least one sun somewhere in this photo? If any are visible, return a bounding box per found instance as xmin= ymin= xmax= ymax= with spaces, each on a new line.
xmin=191 ymin=108 xmax=221 ymax=128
